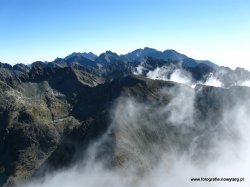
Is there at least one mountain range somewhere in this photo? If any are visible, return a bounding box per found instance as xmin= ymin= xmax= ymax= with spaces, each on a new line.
xmin=1 ymin=47 xmax=250 ymax=88
xmin=0 ymin=47 xmax=250 ymax=187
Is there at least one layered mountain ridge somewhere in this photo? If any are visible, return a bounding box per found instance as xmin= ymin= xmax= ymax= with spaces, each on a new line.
xmin=0 ymin=48 xmax=250 ymax=187
xmin=1 ymin=47 xmax=250 ymax=88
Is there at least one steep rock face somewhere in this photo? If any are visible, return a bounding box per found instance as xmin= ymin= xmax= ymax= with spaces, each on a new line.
xmin=0 ymin=66 xmax=105 ymax=186
xmin=0 ymin=79 xmax=82 ymax=186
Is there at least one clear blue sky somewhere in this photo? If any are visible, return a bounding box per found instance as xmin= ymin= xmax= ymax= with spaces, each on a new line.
xmin=0 ymin=0 xmax=250 ymax=69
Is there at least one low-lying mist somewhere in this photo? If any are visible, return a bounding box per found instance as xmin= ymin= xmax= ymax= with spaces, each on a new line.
xmin=134 ymin=64 xmax=250 ymax=88
xmin=145 ymin=66 xmax=225 ymax=88
xmin=20 ymin=76 xmax=250 ymax=187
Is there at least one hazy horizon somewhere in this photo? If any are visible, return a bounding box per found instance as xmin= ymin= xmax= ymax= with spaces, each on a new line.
xmin=0 ymin=0 xmax=250 ymax=70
